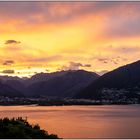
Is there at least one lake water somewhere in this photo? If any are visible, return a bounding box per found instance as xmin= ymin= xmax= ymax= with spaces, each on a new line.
xmin=0 ymin=105 xmax=140 ymax=138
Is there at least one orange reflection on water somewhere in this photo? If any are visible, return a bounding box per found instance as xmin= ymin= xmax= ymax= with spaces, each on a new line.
xmin=0 ymin=105 xmax=140 ymax=138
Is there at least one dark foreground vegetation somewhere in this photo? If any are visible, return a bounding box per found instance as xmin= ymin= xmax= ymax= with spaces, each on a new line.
xmin=0 ymin=117 xmax=59 ymax=139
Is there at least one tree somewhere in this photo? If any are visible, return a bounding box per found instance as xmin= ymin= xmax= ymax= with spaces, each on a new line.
xmin=0 ymin=117 xmax=59 ymax=139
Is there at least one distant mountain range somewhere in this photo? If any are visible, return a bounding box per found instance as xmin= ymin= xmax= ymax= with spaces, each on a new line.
xmin=27 ymin=70 xmax=99 ymax=97
xmin=0 ymin=70 xmax=99 ymax=98
xmin=1 ymin=60 xmax=140 ymax=102
xmin=74 ymin=60 xmax=140 ymax=102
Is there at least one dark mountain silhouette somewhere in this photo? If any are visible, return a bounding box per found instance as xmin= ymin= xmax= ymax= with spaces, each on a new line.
xmin=0 ymin=117 xmax=59 ymax=139
xmin=74 ymin=60 xmax=140 ymax=100
xmin=4 ymin=80 xmax=27 ymax=96
xmin=0 ymin=76 xmax=22 ymax=83
xmin=0 ymin=70 xmax=99 ymax=97
xmin=0 ymin=71 xmax=69 ymax=96
xmin=27 ymin=70 xmax=99 ymax=97
xmin=25 ymin=71 xmax=68 ymax=86
xmin=0 ymin=82 xmax=23 ymax=97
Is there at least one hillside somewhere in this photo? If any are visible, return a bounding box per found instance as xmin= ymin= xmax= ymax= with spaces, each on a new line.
xmin=74 ymin=60 xmax=140 ymax=102
xmin=0 ymin=82 xmax=23 ymax=97
xmin=28 ymin=70 xmax=99 ymax=97
xmin=0 ymin=117 xmax=58 ymax=139
xmin=0 ymin=70 xmax=99 ymax=98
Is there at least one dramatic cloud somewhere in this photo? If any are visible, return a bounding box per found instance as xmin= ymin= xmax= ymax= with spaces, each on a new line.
xmin=61 ymin=62 xmax=91 ymax=70
xmin=0 ymin=2 xmax=111 ymax=24
xmin=84 ymin=64 xmax=91 ymax=67
xmin=2 ymin=70 xmax=15 ymax=74
xmin=93 ymin=56 xmax=124 ymax=65
xmin=114 ymin=46 xmax=140 ymax=53
xmin=0 ymin=2 xmax=140 ymax=77
xmin=3 ymin=60 xmax=15 ymax=65
xmin=28 ymin=55 xmax=62 ymax=62
xmin=97 ymin=58 xmax=109 ymax=64
xmin=5 ymin=40 xmax=21 ymax=45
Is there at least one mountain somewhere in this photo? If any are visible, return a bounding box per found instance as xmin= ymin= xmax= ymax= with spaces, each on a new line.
xmin=0 ymin=75 xmax=22 ymax=82
xmin=4 ymin=80 xmax=27 ymax=96
xmin=25 ymin=71 xmax=68 ymax=86
xmin=0 ymin=70 xmax=99 ymax=97
xmin=74 ymin=60 xmax=140 ymax=101
xmin=0 ymin=82 xmax=23 ymax=97
xmin=27 ymin=70 xmax=99 ymax=97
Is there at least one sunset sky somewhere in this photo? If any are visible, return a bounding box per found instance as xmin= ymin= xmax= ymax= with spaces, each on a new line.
xmin=0 ymin=2 xmax=140 ymax=77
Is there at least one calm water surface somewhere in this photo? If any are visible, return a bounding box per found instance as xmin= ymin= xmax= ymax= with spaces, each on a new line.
xmin=0 ymin=105 xmax=140 ymax=138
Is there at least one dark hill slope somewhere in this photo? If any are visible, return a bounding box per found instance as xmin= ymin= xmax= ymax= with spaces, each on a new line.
xmin=0 ymin=82 xmax=23 ymax=97
xmin=28 ymin=70 xmax=99 ymax=97
xmin=4 ymin=80 xmax=27 ymax=96
xmin=25 ymin=71 xmax=68 ymax=86
xmin=74 ymin=60 xmax=140 ymax=100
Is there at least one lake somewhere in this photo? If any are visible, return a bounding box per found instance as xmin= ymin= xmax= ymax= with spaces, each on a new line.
xmin=0 ymin=105 xmax=140 ymax=138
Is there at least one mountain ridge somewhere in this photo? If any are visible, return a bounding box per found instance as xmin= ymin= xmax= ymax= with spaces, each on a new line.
xmin=0 ymin=70 xmax=99 ymax=97
xmin=74 ymin=60 xmax=140 ymax=101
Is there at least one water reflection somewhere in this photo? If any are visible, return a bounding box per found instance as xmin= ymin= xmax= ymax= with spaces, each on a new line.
xmin=0 ymin=105 xmax=140 ymax=138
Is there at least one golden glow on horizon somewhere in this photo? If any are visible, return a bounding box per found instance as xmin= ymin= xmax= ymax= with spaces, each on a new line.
xmin=0 ymin=2 xmax=140 ymax=77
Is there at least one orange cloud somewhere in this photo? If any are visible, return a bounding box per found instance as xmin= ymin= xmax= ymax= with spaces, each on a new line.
xmin=0 ymin=2 xmax=140 ymax=77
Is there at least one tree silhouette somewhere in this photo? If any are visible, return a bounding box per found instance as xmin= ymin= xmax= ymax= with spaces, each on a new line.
xmin=0 ymin=117 xmax=59 ymax=139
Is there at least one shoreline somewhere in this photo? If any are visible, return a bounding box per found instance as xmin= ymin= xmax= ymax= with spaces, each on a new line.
xmin=0 ymin=103 xmax=139 ymax=106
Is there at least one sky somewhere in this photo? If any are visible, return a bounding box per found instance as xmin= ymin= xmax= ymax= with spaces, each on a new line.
xmin=0 ymin=1 xmax=140 ymax=77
